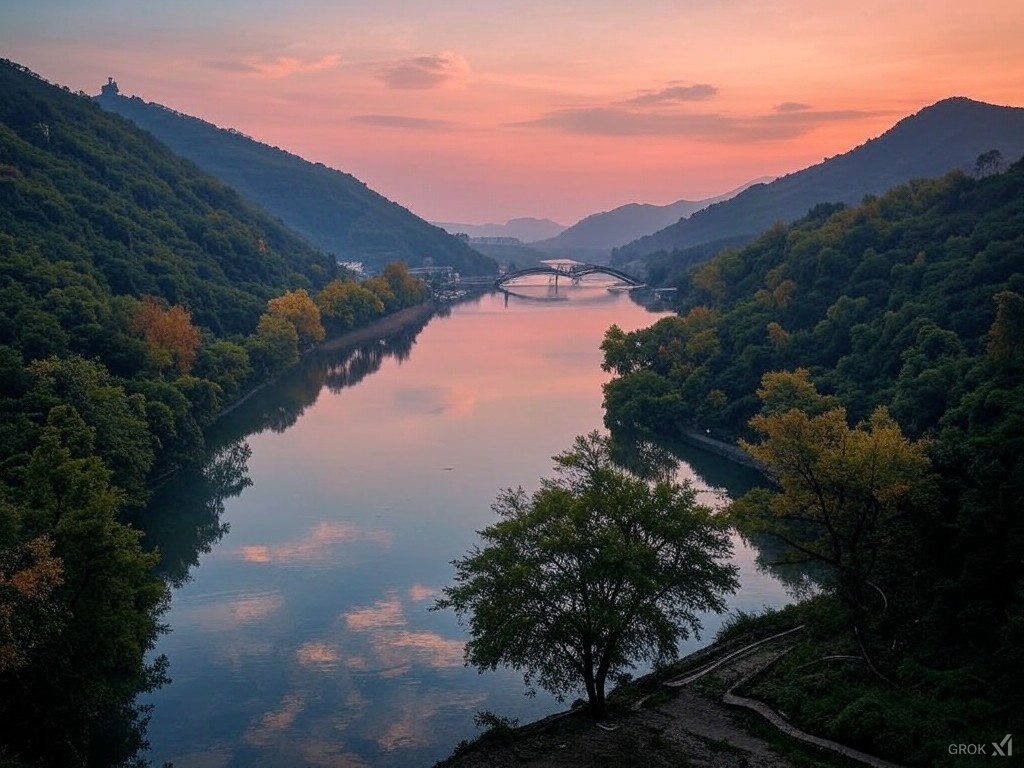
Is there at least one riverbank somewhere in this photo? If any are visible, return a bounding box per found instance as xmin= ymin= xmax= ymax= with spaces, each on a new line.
xmin=436 ymin=603 xmax=904 ymax=768
xmin=679 ymin=428 xmax=764 ymax=471
xmin=212 ymin=301 xmax=438 ymax=423
xmin=317 ymin=301 xmax=437 ymax=352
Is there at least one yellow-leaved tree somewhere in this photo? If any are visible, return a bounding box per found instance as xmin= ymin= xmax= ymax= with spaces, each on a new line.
xmin=130 ymin=296 xmax=202 ymax=374
xmin=266 ymin=288 xmax=325 ymax=348
xmin=730 ymin=370 xmax=937 ymax=615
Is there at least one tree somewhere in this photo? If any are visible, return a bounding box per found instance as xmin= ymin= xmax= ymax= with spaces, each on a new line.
xmin=266 ymin=288 xmax=325 ymax=348
xmin=974 ymin=149 xmax=1003 ymax=177
xmin=248 ymin=312 xmax=299 ymax=375
xmin=316 ymin=279 xmax=384 ymax=333
xmin=435 ymin=432 xmax=738 ymax=718
xmin=730 ymin=372 xmax=936 ymax=613
xmin=129 ymin=295 xmax=202 ymax=375
xmin=1 ymin=409 xmax=169 ymax=767
xmin=381 ymin=261 xmax=429 ymax=308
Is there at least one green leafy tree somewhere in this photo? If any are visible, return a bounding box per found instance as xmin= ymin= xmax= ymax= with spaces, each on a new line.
xmin=194 ymin=339 xmax=252 ymax=402
xmin=1 ymin=408 xmax=169 ymax=767
xmin=248 ymin=312 xmax=299 ymax=375
xmin=974 ymin=149 xmax=1003 ymax=177
xmin=316 ymin=279 xmax=384 ymax=333
xmin=435 ymin=432 xmax=738 ymax=718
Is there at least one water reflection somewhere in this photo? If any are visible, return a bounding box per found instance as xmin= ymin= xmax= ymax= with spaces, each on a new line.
xmin=136 ymin=439 xmax=252 ymax=587
xmin=211 ymin=310 xmax=434 ymax=440
xmin=142 ymin=291 xmax=799 ymax=768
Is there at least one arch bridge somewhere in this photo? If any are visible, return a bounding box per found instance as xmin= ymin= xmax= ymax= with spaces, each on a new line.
xmin=495 ymin=260 xmax=644 ymax=289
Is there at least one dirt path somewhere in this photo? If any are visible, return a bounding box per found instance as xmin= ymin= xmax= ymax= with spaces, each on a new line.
xmin=440 ymin=626 xmax=907 ymax=768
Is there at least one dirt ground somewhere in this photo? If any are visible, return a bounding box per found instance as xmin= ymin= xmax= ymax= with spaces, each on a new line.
xmin=436 ymin=641 xmax=800 ymax=768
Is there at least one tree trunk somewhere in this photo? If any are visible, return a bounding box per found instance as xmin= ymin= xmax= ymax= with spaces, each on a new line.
xmin=592 ymin=678 xmax=607 ymax=719
xmin=582 ymin=646 xmax=599 ymax=715
xmin=592 ymin=652 xmax=611 ymax=719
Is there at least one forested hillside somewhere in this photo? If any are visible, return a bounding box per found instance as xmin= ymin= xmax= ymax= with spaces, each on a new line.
xmin=0 ymin=60 xmax=432 ymax=767
xmin=1 ymin=60 xmax=338 ymax=336
xmin=95 ymin=82 xmax=497 ymax=276
xmin=612 ymin=97 xmax=1024 ymax=274
xmin=602 ymin=160 xmax=1024 ymax=764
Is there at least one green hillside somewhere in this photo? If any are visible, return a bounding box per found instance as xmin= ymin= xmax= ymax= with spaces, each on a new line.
xmin=601 ymin=161 xmax=1024 ymax=764
xmin=1 ymin=60 xmax=338 ymax=338
xmin=95 ymin=81 xmax=497 ymax=276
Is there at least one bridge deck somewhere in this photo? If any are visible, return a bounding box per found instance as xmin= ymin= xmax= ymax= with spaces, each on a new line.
xmin=495 ymin=262 xmax=643 ymax=288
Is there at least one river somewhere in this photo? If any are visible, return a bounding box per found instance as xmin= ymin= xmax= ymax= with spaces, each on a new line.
xmin=140 ymin=285 xmax=794 ymax=768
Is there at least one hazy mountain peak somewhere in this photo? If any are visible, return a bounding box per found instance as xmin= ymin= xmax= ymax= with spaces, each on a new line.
xmin=612 ymin=97 xmax=1024 ymax=269
xmin=529 ymin=177 xmax=772 ymax=263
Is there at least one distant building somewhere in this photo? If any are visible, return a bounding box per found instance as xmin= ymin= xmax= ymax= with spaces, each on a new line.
xmin=100 ymin=77 xmax=119 ymax=97
xmin=470 ymin=236 xmax=522 ymax=246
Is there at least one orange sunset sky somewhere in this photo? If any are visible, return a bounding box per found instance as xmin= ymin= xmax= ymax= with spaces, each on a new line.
xmin=3 ymin=1 xmax=1023 ymax=224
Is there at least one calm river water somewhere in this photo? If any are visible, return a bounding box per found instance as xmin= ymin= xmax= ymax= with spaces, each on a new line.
xmin=141 ymin=285 xmax=793 ymax=768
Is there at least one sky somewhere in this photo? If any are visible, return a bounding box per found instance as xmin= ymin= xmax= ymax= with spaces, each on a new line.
xmin=3 ymin=1 xmax=1023 ymax=225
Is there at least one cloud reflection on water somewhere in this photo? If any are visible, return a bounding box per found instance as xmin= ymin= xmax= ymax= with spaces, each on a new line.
xmin=342 ymin=592 xmax=464 ymax=673
xmin=238 ymin=521 xmax=393 ymax=566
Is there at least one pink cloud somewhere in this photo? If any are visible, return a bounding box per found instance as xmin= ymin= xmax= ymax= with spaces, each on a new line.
xmin=377 ymin=52 xmax=469 ymax=90
xmin=208 ymin=53 xmax=343 ymax=78
xmin=625 ymin=83 xmax=718 ymax=106
xmin=296 ymin=641 xmax=341 ymax=667
xmin=344 ymin=595 xmax=406 ymax=631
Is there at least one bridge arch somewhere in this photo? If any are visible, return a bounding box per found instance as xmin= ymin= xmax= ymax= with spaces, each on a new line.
xmin=495 ymin=261 xmax=643 ymax=289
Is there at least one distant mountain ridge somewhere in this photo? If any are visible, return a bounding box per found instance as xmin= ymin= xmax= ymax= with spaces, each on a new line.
xmin=533 ymin=177 xmax=772 ymax=263
xmin=95 ymin=82 xmax=496 ymax=275
xmin=433 ymin=217 xmax=567 ymax=242
xmin=613 ymin=97 xmax=1024 ymax=267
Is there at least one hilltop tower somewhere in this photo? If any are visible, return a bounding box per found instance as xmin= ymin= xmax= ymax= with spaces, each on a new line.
xmin=100 ymin=77 xmax=119 ymax=97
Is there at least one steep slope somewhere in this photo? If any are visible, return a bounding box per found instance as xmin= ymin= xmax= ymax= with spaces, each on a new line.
xmin=613 ymin=97 xmax=1024 ymax=267
xmin=535 ymin=178 xmax=771 ymax=262
xmin=95 ymin=81 xmax=496 ymax=276
xmin=0 ymin=60 xmax=336 ymax=337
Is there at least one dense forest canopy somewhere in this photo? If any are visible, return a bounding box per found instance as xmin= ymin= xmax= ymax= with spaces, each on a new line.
xmin=603 ymin=160 xmax=1024 ymax=441
xmin=0 ymin=59 xmax=339 ymax=338
xmin=602 ymin=159 xmax=1024 ymax=764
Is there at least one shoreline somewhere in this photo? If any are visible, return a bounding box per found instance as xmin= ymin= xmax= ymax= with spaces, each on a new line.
xmin=213 ymin=301 xmax=438 ymax=423
xmin=316 ymin=301 xmax=437 ymax=352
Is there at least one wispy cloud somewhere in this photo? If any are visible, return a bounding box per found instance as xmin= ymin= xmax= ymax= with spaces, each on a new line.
xmin=207 ymin=53 xmax=343 ymax=78
xmin=350 ymin=114 xmax=456 ymax=131
xmin=512 ymin=105 xmax=887 ymax=141
xmin=774 ymin=101 xmax=812 ymax=112
xmin=377 ymin=52 xmax=469 ymax=90
xmin=344 ymin=595 xmax=406 ymax=631
xmin=408 ymin=584 xmax=438 ymax=602
xmin=624 ymin=83 xmax=718 ymax=106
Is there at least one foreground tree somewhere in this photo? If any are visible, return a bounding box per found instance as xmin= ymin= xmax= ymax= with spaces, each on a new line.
xmin=435 ymin=432 xmax=738 ymax=718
